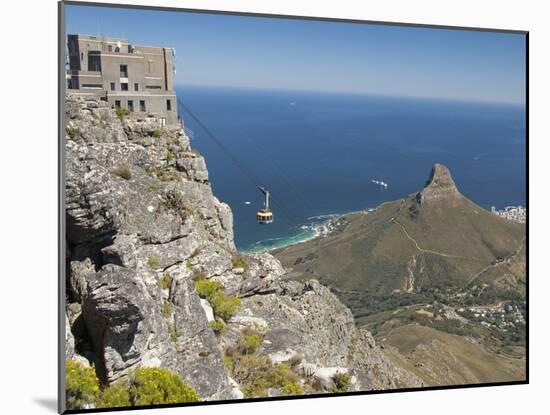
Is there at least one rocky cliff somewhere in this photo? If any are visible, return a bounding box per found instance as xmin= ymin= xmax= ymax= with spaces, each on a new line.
xmin=64 ymin=94 xmax=422 ymax=401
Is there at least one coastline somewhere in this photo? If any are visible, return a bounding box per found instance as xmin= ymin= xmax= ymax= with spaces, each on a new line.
xmin=240 ymin=209 xmax=375 ymax=254
xmin=239 ymin=202 xmax=526 ymax=254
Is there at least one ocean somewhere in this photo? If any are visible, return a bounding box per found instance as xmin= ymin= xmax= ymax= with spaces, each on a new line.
xmin=175 ymin=86 xmax=526 ymax=252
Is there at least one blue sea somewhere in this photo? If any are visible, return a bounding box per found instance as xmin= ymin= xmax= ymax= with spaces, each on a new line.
xmin=175 ymin=86 xmax=526 ymax=252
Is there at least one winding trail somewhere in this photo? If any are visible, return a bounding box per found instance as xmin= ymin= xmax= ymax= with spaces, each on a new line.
xmin=391 ymin=218 xmax=482 ymax=260
xmin=464 ymin=237 xmax=525 ymax=287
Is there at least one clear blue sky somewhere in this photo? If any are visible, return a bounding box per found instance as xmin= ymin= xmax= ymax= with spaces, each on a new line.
xmin=65 ymin=4 xmax=526 ymax=104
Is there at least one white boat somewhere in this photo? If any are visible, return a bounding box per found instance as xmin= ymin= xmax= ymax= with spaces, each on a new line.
xmin=371 ymin=179 xmax=388 ymax=188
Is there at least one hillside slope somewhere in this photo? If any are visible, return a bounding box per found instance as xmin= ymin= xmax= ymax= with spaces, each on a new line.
xmin=275 ymin=164 xmax=525 ymax=294
xmin=275 ymin=164 xmax=526 ymax=386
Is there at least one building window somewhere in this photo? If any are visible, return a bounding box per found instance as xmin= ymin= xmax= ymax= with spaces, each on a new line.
xmin=166 ymin=99 xmax=172 ymax=111
xmin=114 ymin=100 xmax=121 ymax=109
xmin=110 ymin=82 xmax=115 ymax=91
xmin=121 ymin=83 xmax=128 ymax=91
xmin=134 ymin=83 xmax=139 ymax=91
xmin=88 ymin=53 xmax=101 ymax=72
xmin=140 ymin=100 xmax=146 ymax=112
xmin=107 ymin=45 xmax=112 ymax=52
xmin=82 ymin=83 xmax=102 ymax=89
xmin=145 ymin=85 xmax=161 ymax=90
xmin=128 ymin=100 xmax=134 ymax=112
xmin=115 ymin=46 xmax=120 ymax=53
xmin=120 ymin=64 xmax=128 ymax=77
xmin=147 ymin=60 xmax=152 ymax=73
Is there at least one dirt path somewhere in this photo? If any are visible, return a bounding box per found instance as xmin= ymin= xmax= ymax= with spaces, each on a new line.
xmin=464 ymin=237 xmax=525 ymax=287
xmin=392 ymin=218 xmax=482 ymax=260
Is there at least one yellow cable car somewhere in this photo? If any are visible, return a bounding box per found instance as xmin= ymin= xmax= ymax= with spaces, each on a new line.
xmin=257 ymin=186 xmax=273 ymax=224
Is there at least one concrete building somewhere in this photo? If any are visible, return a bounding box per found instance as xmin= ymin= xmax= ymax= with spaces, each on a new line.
xmin=66 ymin=34 xmax=179 ymax=125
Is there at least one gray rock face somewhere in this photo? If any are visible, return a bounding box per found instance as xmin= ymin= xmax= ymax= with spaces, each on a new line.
xmin=417 ymin=163 xmax=461 ymax=205
xmin=232 ymin=279 xmax=422 ymax=391
xmin=65 ymin=95 xmax=420 ymax=402
xmin=65 ymin=96 xmax=236 ymax=398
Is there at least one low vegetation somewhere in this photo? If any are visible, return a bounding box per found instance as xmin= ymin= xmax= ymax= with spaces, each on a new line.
xmin=111 ymin=164 xmax=132 ymax=180
xmin=115 ymin=108 xmax=130 ymax=120
xmin=66 ymin=362 xmax=199 ymax=409
xmin=194 ymin=279 xmax=241 ymax=321
xmin=208 ymin=320 xmax=226 ymax=336
xmin=162 ymin=300 xmax=172 ymax=318
xmin=231 ymin=255 xmax=249 ymax=272
xmin=129 ymin=367 xmax=200 ymax=405
xmin=152 ymin=129 xmax=162 ymax=138
xmin=155 ymin=191 xmax=193 ymax=220
xmin=147 ymin=256 xmax=161 ymax=268
xmin=66 ymin=127 xmax=81 ymax=140
xmin=223 ymin=329 xmax=304 ymax=398
xmin=331 ymin=372 xmax=351 ymax=393
xmin=65 ymin=360 xmax=100 ymax=410
xmin=146 ymin=165 xmax=180 ymax=182
xmin=241 ymin=331 xmax=262 ymax=354
xmin=97 ymin=381 xmax=131 ymax=408
xmin=159 ymin=273 xmax=172 ymax=290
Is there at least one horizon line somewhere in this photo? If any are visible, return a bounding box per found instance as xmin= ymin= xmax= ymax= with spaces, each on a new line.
xmin=174 ymin=83 xmax=526 ymax=107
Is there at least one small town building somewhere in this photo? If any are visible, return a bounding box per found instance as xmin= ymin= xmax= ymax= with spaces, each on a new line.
xmin=66 ymin=34 xmax=179 ymax=125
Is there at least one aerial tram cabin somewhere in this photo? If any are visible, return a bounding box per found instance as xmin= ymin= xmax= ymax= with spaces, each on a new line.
xmin=256 ymin=186 xmax=273 ymax=224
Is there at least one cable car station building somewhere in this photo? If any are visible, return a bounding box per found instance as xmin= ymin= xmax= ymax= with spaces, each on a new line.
xmin=66 ymin=34 xmax=179 ymax=125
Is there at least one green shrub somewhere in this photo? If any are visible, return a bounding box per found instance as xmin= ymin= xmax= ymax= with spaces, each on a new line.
xmin=147 ymin=256 xmax=161 ymax=268
xmin=223 ymin=354 xmax=234 ymax=372
xmin=166 ymin=150 xmax=175 ymax=161
xmin=159 ymin=273 xmax=172 ymax=290
xmin=195 ymin=279 xmax=220 ymax=298
xmin=146 ymin=165 xmax=180 ymax=182
xmin=152 ymin=129 xmax=162 ymax=138
xmin=331 ymin=372 xmax=351 ymax=393
xmin=66 ymin=127 xmax=81 ymax=140
xmin=242 ymin=333 xmax=262 ymax=354
xmin=209 ymin=320 xmax=226 ymax=336
xmin=281 ymin=382 xmax=304 ymax=396
xmin=167 ymin=322 xmax=178 ymax=342
xmin=112 ymin=164 xmax=132 ymax=180
xmin=155 ymin=192 xmax=193 ymax=220
xmin=65 ymin=360 xmax=100 ymax=410
xmin=268 ymin=363 xmax=296 ymax=386
xmin=231 ymin=255 xmax=249 ymax=271
xmin=213 ymin=294 xmax=241 ymax=321
xmin=115 ymin=108 xmax=130 ymax=120
xmin=162 ymin=300 xmax=172 ymax=318
xmin=97 ymin=381 xmax=131 ymax=408
xmin=129 ymin=367 xmax=200 ymax=406
xmin=194 ymin=279 xmax=241 ymax=321
xmin=232 ymin=355 xmax=273 ymax=397
xmin=231 ymin=357 xmax=301 ymax=398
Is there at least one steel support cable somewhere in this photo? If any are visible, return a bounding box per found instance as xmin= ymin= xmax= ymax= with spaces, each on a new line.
xmin=177 ymin=98 xmax=300 ymax=228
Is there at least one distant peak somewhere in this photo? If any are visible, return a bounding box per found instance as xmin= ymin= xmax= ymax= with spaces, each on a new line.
xmin=416 ymin=164 xmax=460 ymax=206
xmin=425 ymin=164 xmax=458 ymax=192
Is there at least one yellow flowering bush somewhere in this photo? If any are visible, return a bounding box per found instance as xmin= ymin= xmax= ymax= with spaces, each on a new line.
xmin=129 ymin=367 xmax=200 ymax=405
xmin=65 ymin=360 xmax=100 ymax=409
xmin=97 ymin=381 xmax=131 ymax=408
